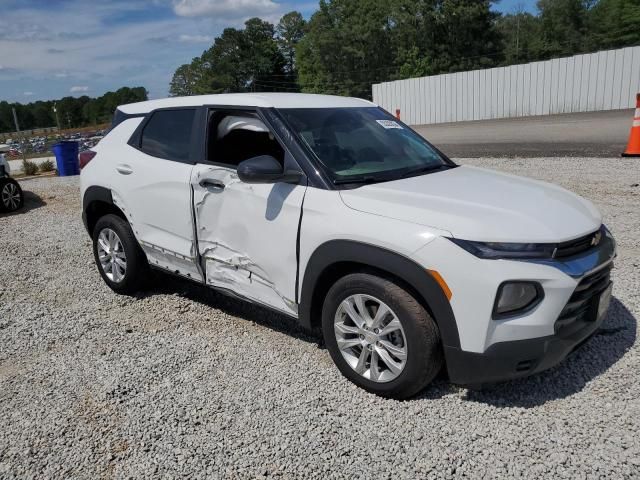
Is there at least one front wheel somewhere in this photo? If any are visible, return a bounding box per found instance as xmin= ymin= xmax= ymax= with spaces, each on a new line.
xmin=0 ymin=178 xmax=24 ymax=213
xmin=322 ymin=273 xmax=443 ymax=399
xmin=92 ymin=214 xmax=148 ymax=294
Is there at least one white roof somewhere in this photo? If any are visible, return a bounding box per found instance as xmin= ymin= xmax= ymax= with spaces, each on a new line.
xmin=118 ymin=93 xmax=376 ymax=114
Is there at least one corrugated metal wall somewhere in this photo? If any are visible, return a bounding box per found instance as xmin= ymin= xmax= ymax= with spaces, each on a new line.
xmin=372 ymin=46 xmax=640 ymax=125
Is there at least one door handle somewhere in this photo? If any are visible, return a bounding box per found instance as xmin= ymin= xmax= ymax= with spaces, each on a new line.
xmin=116 ymin=164 xmax=133 ymax=175
xmin=199 ymin=179 xmax=225 ymax=190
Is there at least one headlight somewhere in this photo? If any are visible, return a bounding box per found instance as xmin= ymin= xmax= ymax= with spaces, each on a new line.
xmin=448 ymin=225 xmax=610 ymax=260
xmin=448 ymin=238 xmax=556 ymax=259
xmin=493 ymin=281 xmax=543 ymax=319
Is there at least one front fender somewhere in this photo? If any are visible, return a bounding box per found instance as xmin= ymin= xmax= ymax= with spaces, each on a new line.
xmin=299 ymin=239 xmax=461 ymax=350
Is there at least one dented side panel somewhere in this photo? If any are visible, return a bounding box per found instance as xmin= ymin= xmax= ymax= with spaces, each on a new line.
xmin=192 ymin=164 xmax=305 ymax=316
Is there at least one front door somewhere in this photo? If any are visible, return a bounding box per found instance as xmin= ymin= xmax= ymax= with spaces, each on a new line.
xmin=191 ymin=109 xmax=306 ymax=315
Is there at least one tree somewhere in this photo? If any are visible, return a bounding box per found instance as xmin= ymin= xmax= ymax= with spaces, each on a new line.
xmin=242 ymin=18 xmax=287 ymax=91
xmin=276 ymin=11 xmax=307 ymax=75
xmin=537 ymin=0 xmax=588 ymax=57
xmin=0 ymin=87 xmax=148 ymax=131
xmin=169 ymin=63 xmax=199 ymax=96
xmin=171 ymin=18 xmax=288 ymax=95
xmin=587 ymin=0 xmax=640 ymax=50
xmin=390 ymin=0 xmax=502 ymax=76
xmin=497 ymin=11 xmax=543 ymax=64
xmin=297 ymin=0 xmax=396 ymax=98
xmin=431 ymin=0 xmax=503 ymax=73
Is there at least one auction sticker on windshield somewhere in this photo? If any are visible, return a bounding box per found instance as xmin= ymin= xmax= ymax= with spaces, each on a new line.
xmin=376 ymin=120 xmax=403 ymax=129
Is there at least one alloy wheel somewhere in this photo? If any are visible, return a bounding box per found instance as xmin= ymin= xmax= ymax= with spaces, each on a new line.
xmin=2 ymin=182 xmax=21 ymax=211
xmin=334 ymin=294 xmax=408 ymax=383
xmin=97 ymin=228 xmax=127 ymax=282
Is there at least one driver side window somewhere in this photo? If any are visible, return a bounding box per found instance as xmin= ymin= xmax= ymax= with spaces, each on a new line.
xmin=207 ymin=110 xmax=285 ymax=168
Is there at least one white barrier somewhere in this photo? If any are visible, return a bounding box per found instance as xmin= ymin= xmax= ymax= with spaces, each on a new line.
xmin=372 ymin=46 xmax=640 ymax=125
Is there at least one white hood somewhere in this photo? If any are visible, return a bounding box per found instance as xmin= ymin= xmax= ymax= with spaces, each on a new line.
xmin=339 ymin=165 xmax=602 ymax=243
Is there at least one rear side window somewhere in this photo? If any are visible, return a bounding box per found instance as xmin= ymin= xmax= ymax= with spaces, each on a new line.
xmin=140 ymin=109 xmax=195 ymax=162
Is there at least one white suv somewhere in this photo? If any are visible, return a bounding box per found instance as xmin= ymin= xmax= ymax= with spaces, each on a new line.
xmin=80 ymin=93 xmax=616 ymax=398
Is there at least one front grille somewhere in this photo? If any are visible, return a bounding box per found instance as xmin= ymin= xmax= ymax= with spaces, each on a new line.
xmin=554 ymin=228 xmax=602 ymax=258
xmin=555 ymin=263 xmax=612 ymax=335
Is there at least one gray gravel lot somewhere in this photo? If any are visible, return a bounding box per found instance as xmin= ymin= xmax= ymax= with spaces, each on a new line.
xmin=1 ymin=158 xmax=639 ymax=479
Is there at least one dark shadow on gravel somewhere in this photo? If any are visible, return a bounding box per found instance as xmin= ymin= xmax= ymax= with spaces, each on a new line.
xmin=140 ymin=271 xmax=322 ymax=346
xmin=456 ymin=297 xmax=636 ymax=408
xmin=0 ymin=189 xmax=46 ymax=217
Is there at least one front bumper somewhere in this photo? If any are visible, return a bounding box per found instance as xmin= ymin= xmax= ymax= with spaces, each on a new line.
xmin=445 ymin=289 xmax=610 ymax=385
xmin=411 ymin=229 xmax=616 ymax=386
xmin=445 ymin=261 xmax=613 ymax=385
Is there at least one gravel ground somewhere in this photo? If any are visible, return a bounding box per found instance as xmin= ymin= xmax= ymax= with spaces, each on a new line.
xmin=1 ymin=158 xmax=639 ymax=479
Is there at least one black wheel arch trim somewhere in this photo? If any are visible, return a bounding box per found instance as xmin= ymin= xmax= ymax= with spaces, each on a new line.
xmin=82 ymin=185 xmax=115 ymax=234
xmin=298 ymin=240 xmax=461 ymax=350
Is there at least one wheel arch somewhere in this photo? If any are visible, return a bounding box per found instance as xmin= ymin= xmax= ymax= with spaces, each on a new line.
xmin=82 ymin=186 xmax=126 ymax=236
xmin=299 ymin=240 xmax=461 ymax=350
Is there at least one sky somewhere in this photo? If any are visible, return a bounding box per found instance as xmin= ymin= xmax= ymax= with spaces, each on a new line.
xmin=0 ymin=0 xmax=537 ymax=104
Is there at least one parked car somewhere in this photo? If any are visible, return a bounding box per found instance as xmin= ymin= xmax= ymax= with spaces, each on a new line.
xmin=80 ymin=94 xmax=616 ymax=398
xmin=0 ymin=144 xmax=24 ymax=213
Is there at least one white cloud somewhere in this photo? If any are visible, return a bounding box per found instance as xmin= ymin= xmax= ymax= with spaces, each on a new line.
xmin=172 ymin=0 xmax=279 ymax=17
xmin=24 ymin=91 xmax=34 ymax=96
xmin=0 ymin=0 xmax=303 ymax=102
xmin=70 ymin=86 xmax=89 ymax=93
xmin=178 ymin=34 xmax=213 ymax=43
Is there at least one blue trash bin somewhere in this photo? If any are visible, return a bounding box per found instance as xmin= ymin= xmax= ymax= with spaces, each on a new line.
xmin=52 ymin=141 xmax=80 ymax=176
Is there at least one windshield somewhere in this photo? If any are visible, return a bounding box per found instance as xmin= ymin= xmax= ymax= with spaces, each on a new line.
xmin=278 ymin=107 xmax=454 ymax=184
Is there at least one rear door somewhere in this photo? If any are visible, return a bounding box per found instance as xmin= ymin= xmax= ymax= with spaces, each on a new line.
xmin=191 ymin=108 xmax=306 ymax=315
xmin=117 ymin=108 xmax=202 ymax=281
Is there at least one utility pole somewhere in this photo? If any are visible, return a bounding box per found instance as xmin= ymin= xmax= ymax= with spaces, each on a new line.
xmin=53 ymin=102 xmax=61 ymax=131
xmin=11 ymin=107 xmax=27 ymax=168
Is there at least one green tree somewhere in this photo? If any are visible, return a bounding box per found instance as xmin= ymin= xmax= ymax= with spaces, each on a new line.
xmin=297 ymin=0 xmax=396 ymax=98
xmin=537 ymin=0 xmax=589 ymax=57
xmin=173 ymin=18 xmax=288 ymax=95
xmin=242 ymin=18 xmax=287 ymax=91
xmin=202 ymin=27 xmax=246 ymax=92
xmin=587 ymin=0 xmax=640 ymax=50
xmin=0 ymin=87 xmax=148 ymax=130
xmin=497 ymin=11 xmax=543 ymax=64
xmin=431 ymin=0 xmax=503 ymax=72
xmin=169 ymin=63 xmax=199 ymax=96
xmin=276 ymin=11 xmax=307 ymax=75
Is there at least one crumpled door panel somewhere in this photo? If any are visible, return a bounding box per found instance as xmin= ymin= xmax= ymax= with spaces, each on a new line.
xmin=192 ymin=164 xmax=306 ymax=315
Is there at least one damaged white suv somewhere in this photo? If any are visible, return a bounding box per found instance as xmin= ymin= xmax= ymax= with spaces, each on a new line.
xmin=81 ymin=93 xmax=615 ymax=398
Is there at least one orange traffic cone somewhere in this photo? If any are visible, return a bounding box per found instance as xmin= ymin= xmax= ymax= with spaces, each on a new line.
xmin=622 ymin=93 xmax=640 ymax=157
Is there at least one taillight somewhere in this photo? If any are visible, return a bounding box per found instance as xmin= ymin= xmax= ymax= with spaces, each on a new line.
xmin=79 ymin=150 xmax=97 ymax=169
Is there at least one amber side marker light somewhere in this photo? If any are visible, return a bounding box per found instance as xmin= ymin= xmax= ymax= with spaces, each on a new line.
xmin=427 ymin=269 xmax=452 ymax=301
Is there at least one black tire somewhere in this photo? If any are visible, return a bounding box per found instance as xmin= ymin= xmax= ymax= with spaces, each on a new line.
xmin=92 ymin=214 xmax=148 ymax=295
xmin=0 ymin=177 xmax=24 ymax=213
xmin=322 ymin=273 xmax=443 ymax=399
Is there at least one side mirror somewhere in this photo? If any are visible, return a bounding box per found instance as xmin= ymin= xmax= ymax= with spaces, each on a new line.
xmin=237 ymin=155 xmax=303 ymax=184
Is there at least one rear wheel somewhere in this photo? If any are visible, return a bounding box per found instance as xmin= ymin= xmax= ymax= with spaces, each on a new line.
xmin=0 ymin=178 xmax=24 ymax=212
xmin=92 ymin=214 xmax=148 ymax=294
xmin=322 ymin=273 xmax=443 ymax=399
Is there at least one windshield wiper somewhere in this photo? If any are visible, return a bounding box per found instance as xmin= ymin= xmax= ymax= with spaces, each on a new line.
xmin=333 ymin=164 xmax=455 ymax=185
xmin=400 ymin=164 xmax=453 ymax=178
xmin=333 ymin=175 xmax=389 ymax=185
